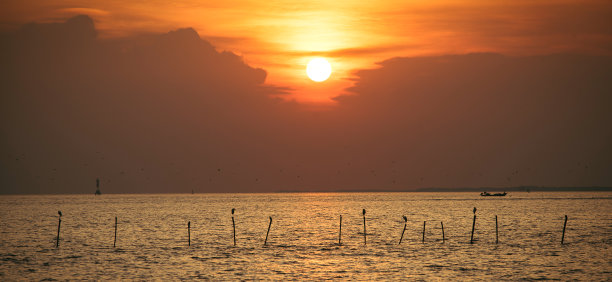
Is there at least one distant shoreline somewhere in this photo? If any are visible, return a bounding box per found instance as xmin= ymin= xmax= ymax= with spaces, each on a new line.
xmin=278 ymin=186 xmax=612 ymax=193
xmin=1 ymin=186 xmax=611 ymax=195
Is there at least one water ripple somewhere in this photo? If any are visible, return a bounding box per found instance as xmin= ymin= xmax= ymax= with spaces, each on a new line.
xmin=0 ymin=192 xmax=610 ymax=280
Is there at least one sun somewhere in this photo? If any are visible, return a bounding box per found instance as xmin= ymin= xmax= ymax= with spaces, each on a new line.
xmin=306 ymin=58 xmax=332 ymax=82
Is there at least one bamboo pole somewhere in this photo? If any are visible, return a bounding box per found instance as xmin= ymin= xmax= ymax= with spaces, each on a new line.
xmin=441 ymin=221 xmax=445 ymax=243
xmin=339 ymin=215 xmax=342 ymax=246
xmin=422 ymin=221 xmax=426 ymax=243
xmin=362 ymin=209 xmax=366 ymax=245
xmin=495 ymin=215 xmax=498 ymax=244
xmin=114 ymin=216 xmax=117 ymax=247
xmin=232 ymin=208 xmax=236 ymax=246
xmin=470 ymin=207 xmax=477 ymax=244
xmin=399 ymin=216 xmax=407 ymax=245
xmin=561 ymin=215 xmax=568 ymax=244
xmin=264 ymin=216 xmax=272 ymax=245
xmin=56 ymin=211 xmax=62 ymax=248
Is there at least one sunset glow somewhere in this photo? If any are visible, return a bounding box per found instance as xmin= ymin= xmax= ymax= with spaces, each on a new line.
xmin=1 ymin=0 xmax=610 ymax=103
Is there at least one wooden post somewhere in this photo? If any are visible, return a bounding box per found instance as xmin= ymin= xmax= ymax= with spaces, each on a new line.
xmin=561 ymin=215 xmax=568 ymax=244
xmin=399 ymin=216 xmax=407 ymax=245
xmin=422 ymin=221 xmax=426 ymax=243
xmin=114 ymin=216 xmax=117 ymax=248
xmin=495 ymin=215 xmax=498 ymax=244
xmin=362 ymin=209 xmax=366 ymax=245
xmin=441 ymin=221 xmax=445 ymax=243
xmin=264 ymin=216 xmax=272 ymax=245
xmin=232 ymin=208 xmax=236 ymax=246
xmin=338 ymin=215 xmax=342 ymax=246
xmin=470 ymin=208 xmax=477 ymax=244
xmin=188 ymin=221 xmax=191 ymax=246
xmin=56 ymin=211 xmax=62 ymax=248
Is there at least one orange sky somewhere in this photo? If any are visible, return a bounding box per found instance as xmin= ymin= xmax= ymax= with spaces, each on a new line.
xmin=1 ymin=0 xmax=611 ymax=103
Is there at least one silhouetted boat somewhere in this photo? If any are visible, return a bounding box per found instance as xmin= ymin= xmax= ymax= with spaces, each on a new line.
xmin=480 ymin=191 xmax=507 ymax=197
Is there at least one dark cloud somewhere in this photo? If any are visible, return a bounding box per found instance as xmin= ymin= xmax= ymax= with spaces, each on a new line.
xmin=0 ymin=15 xmax=288 ymax=194
xmin=335 ymin=53 xmax=612 ymax=188
xmin=203 ymin=35 xmax=256 ymax=47
xmin=1 ymin=16 xmax=611 ymax=194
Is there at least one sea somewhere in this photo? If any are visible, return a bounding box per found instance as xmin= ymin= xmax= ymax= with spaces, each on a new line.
xmin=1 ymin=192 xmax=610 ymax=280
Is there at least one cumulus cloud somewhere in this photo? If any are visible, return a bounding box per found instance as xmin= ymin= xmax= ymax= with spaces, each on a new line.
xmin=0 ymin=15 xmax=286 ymax=194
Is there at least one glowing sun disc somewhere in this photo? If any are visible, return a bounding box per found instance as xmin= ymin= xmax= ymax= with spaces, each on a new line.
xmin=306 ymin=58 xmax=332 ymax=82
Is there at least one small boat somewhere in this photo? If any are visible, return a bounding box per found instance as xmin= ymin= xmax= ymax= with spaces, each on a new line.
xmin=480 ymin=191 xmax=507 ymax=197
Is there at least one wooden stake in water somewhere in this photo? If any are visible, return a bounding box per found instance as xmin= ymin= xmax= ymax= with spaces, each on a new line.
xmin=399 ymin=215 xmax=407 ymax=245
xmin=114 ymin=216 xmax=117 ymax=248
xmin=231 ymin=208 xmax=236 ymax=246
xmin=441 ymin=221 xmax=445 ymax=243
xmin=188 ymin=221 xmax=191 ymax=246
xmin=338 ymin=215 xmax=342 ymax=246
xmin=422 ymin=221 xmax=426 ymax=243
xmin=561 ymin=215 xmax=568 ymax=244
xmin=495 ymin=215 xmax=498 ymax=244
xmin=56 ymin=211 xmax=62 ymax=248
xmin=264 ymin=216 xmax=272 ymax=245
xmin=362 ymin=209 xmax=367 ymax=245
xmin=470 ymin=207 xmax=477 ymax=244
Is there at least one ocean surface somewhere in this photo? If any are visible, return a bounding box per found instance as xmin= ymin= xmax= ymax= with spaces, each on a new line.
xmin=1 ymin=192 xmax=611 ymax=280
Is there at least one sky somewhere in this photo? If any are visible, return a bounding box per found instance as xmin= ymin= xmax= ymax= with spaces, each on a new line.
xmin=1 ymin=0 xmax=611 ymax=194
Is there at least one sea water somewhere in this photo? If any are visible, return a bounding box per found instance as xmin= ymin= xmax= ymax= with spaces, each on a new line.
xmin=1 ymin=192 xmax=611 ymax=280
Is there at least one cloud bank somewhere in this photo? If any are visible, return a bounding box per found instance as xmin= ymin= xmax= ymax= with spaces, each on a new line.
xmin=1 ymin=16 xmax=611 ymax=194
xmin=335 ymin=53 xmax=612 ymax=188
